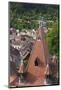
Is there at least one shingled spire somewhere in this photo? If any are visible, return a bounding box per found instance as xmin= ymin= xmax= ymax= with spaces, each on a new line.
xmin=27 ymin=17 xmax=49 ymax=85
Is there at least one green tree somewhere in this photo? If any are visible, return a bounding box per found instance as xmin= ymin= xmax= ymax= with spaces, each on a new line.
xmin=46 ymin=21 xmax=59 ymax=58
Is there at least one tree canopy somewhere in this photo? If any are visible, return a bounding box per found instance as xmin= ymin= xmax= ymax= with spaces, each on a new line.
xmin=9 ymin=2 xmax=59 ymax=29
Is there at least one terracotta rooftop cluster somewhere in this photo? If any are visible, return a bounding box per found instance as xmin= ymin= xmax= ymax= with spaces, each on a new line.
xmin=9 ymin=28 xmax=36 ymax=58
xmin=9 ymin=28 xmax=36 ymax=80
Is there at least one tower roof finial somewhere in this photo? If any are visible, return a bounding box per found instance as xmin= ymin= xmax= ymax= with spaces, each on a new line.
xmin=38 ymin=16 xmax=47 ymax=28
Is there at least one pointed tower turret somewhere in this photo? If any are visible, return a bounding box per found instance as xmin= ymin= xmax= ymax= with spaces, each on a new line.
xmin=27 ymin=17 xmax=49 ymax=85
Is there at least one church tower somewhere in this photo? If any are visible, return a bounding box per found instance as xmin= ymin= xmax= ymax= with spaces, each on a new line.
xmin=27 ymin=17 xmax=49 ymax=85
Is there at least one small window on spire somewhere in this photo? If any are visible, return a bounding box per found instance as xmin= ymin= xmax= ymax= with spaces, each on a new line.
xmin=35 ymin=57 xmax=40 ymax=66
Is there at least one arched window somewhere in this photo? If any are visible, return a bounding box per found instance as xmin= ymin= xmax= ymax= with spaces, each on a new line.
xmin=35 ymin=57 xmax=40 ymax=66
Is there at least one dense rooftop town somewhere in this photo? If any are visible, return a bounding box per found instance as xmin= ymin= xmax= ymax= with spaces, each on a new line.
xmin=9 ymin=27 xmax=59 ymax=87
xmin=9 ymin=17 xmax=59 ymax=87
xmin=9 ymin=28 xmax=37 ymax=76
xmin=9 ymin=28 xmax=36 ymax=60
